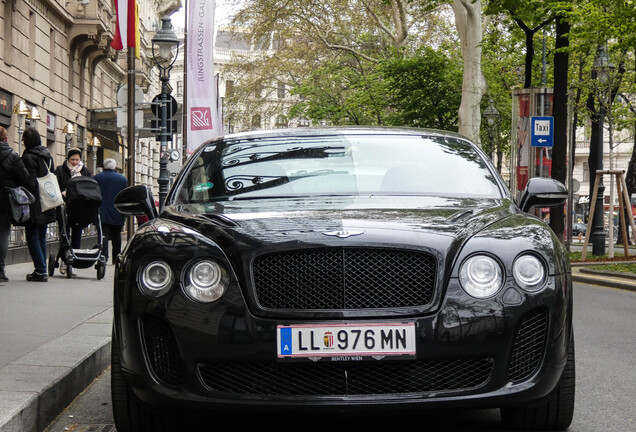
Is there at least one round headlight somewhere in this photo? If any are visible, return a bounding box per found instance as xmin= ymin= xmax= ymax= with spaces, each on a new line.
xmin=513 ymin=255 xmax=546 ymax=291
xmin=459 ymin=255 xmax=503 ymax=298
xmin=184 ymin=260 xmax=228 ymax=303
xmin=139 ymin=261 xmax=173 ymax=298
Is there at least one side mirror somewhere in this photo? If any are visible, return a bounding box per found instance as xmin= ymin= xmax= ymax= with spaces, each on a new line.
xmin=114 ymin=185 xmax=159 ymax=220
xmin=518 ymin=177 xmax=568 ymax=213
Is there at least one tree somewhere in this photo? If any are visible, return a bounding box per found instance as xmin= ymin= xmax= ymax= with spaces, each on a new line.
xmin=226 ymin=0 xmax=485 ymax=138
xmin=451 ymin=0 xmax=488 ymax=143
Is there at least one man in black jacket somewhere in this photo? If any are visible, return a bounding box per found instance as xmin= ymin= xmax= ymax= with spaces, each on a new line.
xmin=0 ymin=126 xmax=35 ymax=282
xmin=22 ymin=127 xmax=56 ymax=282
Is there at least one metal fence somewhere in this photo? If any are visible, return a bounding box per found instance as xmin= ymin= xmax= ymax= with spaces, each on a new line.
xmin=8 ymin=223 xmax=99 ymax=248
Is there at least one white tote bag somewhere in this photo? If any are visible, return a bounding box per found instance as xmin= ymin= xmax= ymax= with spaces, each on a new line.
xmin=38 ymin=160 xmax=64 ymax=212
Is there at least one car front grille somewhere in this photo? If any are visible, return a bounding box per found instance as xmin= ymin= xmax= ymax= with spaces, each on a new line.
xmin=198 ymin=358 xmax=494 ymax=396
xmin=141 ymin=315 xmax=184 ymax=387
xmin=252 ymin=248 xmax=437 ymax=310
xmin=508 ymin=309 xmax=548 ymax=382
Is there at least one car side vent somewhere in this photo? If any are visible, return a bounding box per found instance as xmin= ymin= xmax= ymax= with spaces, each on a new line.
xmin=141 ymin=315 xmax=184 ymax=387
xmin=253 ymin=248 xmax=437 ymax=310
xmin=508 ymin=309 xmax=548 ymax=382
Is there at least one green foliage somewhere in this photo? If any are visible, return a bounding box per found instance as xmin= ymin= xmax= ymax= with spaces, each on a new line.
xmin=289 ymin=47 xmax=463 ymax=129
xmin=380 ymin=47 xmax=462 ymax=130
xmin=289 ymin=59 xmax=390 ymax=125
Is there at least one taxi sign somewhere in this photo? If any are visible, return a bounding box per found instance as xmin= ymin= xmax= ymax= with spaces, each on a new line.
xmin=531 ymin=116 xmax=554 ymax=147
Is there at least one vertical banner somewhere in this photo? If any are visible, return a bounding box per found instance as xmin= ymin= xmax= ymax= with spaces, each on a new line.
xmin=112 ymin=0 xmax=139 ymax=56
xmin=187 ymin=0 xmax=222 ymax=155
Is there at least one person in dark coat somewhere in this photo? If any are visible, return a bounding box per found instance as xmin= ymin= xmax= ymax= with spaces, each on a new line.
xmin=21 ymin=127 xmax=56 ymax=282
xmin=94 ymin=158 xmax=127 ymax=264
xmin=0 ymin=126 xmax=36 ymax=282
xmin=54 ymin=147 xmax=92 ymax=275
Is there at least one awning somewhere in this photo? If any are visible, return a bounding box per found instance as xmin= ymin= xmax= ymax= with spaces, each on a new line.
xmin=88 ymin=104 xmax=182 ymax=144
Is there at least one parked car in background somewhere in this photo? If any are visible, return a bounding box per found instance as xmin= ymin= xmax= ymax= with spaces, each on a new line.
xmin=111 ymin=127 xmax=574 ymax=431
xmin=572 ymin=222 xmax=587 ymax=236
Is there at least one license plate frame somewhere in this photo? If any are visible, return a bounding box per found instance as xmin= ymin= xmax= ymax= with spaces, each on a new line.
xmin=277 ymin=322 xmax=416 ymax=361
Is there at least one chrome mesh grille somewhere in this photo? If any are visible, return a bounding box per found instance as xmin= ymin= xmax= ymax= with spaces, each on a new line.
xmin=198 ymin=358 xmax=494 ymax=396
xmin=252 ymin=248 xmax=437 ymax=310
xmin=508 ymin=310 xmax=548 ymax=382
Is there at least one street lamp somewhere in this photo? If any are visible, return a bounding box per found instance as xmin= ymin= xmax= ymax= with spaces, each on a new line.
xmin=591 ymin=45 xmax=615 ymax=256
xmin=483 ymin=99 xmax=499 ymax=163
xmin=63 ymin=122 xmax=75 ymax=152
xmin=151 ymin=16 xmax=180 ymax=210
xmin=90 ymin=136 xmax=101 ymax=173
xmin=13 ymin=101 xmax=29 ymax=154
xmin=28 ymin=106 xmax=41 ymax=122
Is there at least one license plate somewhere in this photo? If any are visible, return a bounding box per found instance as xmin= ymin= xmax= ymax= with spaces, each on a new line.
xmin=277 ymin=322 xmax=416 ymax=360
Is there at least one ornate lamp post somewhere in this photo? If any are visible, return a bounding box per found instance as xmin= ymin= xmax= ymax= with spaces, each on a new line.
xmin=591 ymin=46 xmax=615 ymax=256
xmin=483 ymin=99 xmax=499 ymax=163
xmin=151 ymin=16 xmax=180 ymax=211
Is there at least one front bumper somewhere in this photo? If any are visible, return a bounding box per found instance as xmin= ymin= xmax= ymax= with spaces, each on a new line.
xmin=114 ymin=269 xmax=572 ymax=413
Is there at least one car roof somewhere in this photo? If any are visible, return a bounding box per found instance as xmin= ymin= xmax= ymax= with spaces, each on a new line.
xmin=199 ymin=126 xmax=471 ymax=147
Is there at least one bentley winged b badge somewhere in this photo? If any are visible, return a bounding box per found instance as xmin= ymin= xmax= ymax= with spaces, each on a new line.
xmin=322 ymin=230 xmax=364 ymax=238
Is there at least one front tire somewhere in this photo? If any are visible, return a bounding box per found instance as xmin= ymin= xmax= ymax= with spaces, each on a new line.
xmin=501 ymin=335 xmax=575 ymax=431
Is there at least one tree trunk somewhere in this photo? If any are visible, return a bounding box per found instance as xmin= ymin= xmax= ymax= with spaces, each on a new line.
xmin=452 ymin=0 xmax=486 ymax=144
xmin=549 ymin=14 xmax=570 ymax=241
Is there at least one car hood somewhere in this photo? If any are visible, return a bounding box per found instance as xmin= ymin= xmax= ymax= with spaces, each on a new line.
xmin=162 ymin=196 xmax=519 ymax=264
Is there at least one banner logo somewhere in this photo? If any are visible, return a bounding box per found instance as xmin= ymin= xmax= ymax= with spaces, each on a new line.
xmin=190 ymin=107 xmax=213 ymax=131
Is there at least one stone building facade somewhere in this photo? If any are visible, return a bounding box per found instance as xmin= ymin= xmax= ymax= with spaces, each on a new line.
xmin=1 ymin=0 xmax=181 ymax=259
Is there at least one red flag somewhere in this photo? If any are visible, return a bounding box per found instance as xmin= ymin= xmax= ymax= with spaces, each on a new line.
xmin=112 ymin=0 xmax=138 ymax=51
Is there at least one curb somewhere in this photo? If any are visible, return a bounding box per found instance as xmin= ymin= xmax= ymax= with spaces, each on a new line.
xmin=572 ymin=267 xmax=636 ymax=292
xmin=0 ymin=318 xmax=111 ymax=432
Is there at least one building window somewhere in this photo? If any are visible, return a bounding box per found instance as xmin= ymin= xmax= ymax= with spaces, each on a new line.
xmin=49 ymin=30 xmax=56 ymax=90
xmin=251 ymin=114 xmax=261 ymax=129
xmin=176 ymin=80 xmax=184 ymax=98
xmin=277 ymin=82 xmax=285 ymax=99
xmin=29 ymin=12 xmax=36 ymax=78
xmin=583 ymin=162 xmax=589 ymax=182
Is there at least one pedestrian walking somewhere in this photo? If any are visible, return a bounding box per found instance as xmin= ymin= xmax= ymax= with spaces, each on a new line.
xmin=54 ymin=147 xmax=91 ymax=275
xmin=0 ymin=126 xmax=35 ymax=282
xmin=21 ymin=127 xmax=57 ymax=282
xmin=94 ymin=158 xmax=127 ymax=264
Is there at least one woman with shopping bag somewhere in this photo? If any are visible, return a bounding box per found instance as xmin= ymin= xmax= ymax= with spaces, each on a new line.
xmin=21 ymin=127 xmax=56 ymax=282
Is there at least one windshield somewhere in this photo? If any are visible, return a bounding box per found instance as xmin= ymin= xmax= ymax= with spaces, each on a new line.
xmin=173 ymin=133 xmax=503 ymax=203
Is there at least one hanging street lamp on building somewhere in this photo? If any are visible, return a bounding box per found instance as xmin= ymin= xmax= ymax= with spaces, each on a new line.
xmin=13 ymin=101 xmax=29 ymax=154
xmin=63 ymin=122 xmax=75 ymax=152
xmin=151 ymin=16 xmax=180 ymax=210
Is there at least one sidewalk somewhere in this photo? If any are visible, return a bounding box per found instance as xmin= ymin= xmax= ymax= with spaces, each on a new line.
xmin=0 ymin=257 xmax=634 ymax=432
xmin=0 ymin=261 xmax=113 ymax=432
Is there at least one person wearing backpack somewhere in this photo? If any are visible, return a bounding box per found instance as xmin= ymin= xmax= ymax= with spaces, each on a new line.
xmin=0 ymin=126 xmax=35 ymax=283
xmin=21 ymin=127 xmax=56 ymax=282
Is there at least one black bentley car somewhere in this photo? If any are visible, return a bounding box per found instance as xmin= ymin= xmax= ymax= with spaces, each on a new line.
xmin=112 ymin=127 xmax=574 ymax=431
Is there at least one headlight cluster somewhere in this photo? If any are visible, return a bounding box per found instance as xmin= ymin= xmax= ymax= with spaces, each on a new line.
xmin=138 ymin=259 xmax=228 ymax=303
xmin=459 ymin=253 xmax=546 ymax=298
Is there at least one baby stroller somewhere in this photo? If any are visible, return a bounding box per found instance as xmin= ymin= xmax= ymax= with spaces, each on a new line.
xmin=48 ymin=176 xmax=107 ymax=279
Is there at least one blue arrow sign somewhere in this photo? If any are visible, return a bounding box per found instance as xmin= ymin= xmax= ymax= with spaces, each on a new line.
xmin=531 ymin=116 xmax=554 ymax=148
